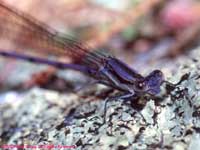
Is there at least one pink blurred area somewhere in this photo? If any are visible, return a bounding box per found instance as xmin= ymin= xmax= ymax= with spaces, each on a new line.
xmin=1 ymin=0 xmax=120 ymax=30
xmin=161 ymin=0 xmax=200 ymax=30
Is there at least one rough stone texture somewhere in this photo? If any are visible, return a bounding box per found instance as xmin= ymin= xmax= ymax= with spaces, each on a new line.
xmin=1 ymin=48 xmax=200 ymax=150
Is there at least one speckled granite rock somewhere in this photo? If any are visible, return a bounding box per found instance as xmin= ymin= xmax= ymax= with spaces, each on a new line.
xmin=1 ymin=48 xmax=200 ymax=150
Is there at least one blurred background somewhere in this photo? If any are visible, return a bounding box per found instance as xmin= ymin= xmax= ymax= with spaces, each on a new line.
xmin=0 ymin=0 xmax=200 ymax=99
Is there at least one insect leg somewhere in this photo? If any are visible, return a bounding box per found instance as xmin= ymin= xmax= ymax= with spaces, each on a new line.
xmin=99 ymin=67 xmax=132 ymax=92
xmin=103 ymin=92 xmax=135 ymax=123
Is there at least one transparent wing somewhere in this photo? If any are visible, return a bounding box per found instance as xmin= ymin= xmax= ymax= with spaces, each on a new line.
xmin=0 ymin=2 xmax=107 ymax=68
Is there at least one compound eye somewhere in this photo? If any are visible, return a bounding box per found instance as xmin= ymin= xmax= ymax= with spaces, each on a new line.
xmin=136 ymin=81 xmax=146 ymax=90
xmin=154 ymin=70 xmax=163 ymax=78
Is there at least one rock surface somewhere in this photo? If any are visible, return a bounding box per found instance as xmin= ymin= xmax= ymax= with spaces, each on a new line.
xmin=1 ymin=48 xmax=200 ymax=150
